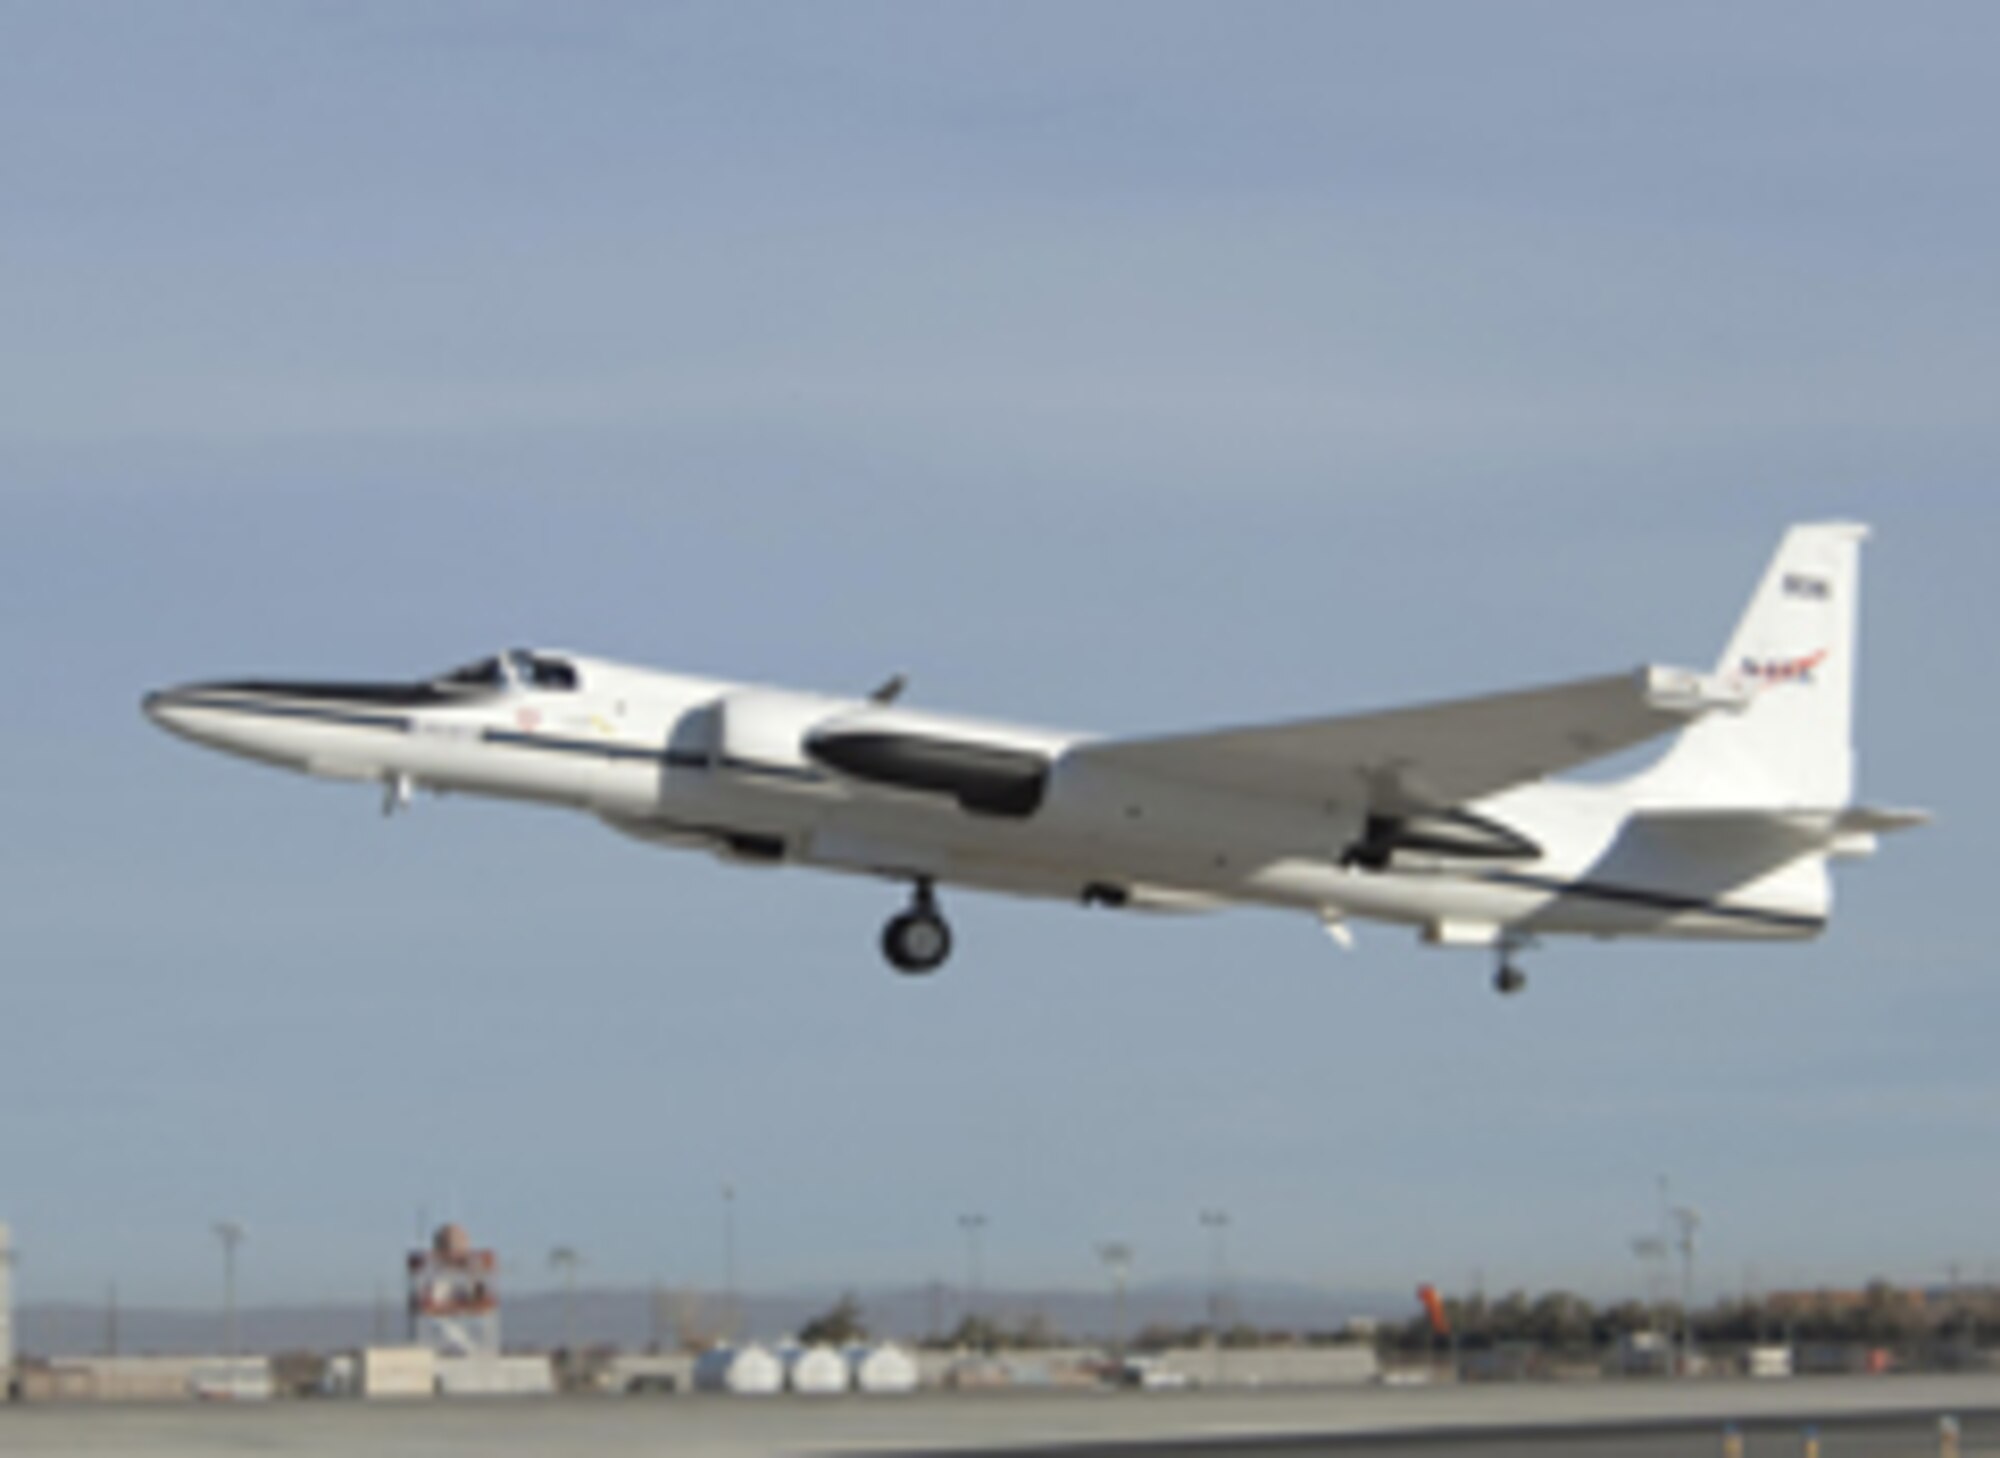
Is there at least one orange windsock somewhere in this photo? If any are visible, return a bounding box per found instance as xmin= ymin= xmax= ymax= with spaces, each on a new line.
xmin=1417 ymin=1283 xmax=1451 ymax=1337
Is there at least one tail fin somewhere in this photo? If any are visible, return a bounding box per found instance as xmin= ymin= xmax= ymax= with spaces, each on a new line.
xmin=1636 ymin=522 xmax=1867 ymax=808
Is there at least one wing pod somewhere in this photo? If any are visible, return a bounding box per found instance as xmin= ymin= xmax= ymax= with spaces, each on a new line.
xmin=808 ymin=728 xmax=1050 ymax=817
xmin=1340 ymin=808 xmax=1542 ymax=871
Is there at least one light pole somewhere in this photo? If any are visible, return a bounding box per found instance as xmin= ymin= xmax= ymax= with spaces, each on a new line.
xmin=958 ymin=1213 xmax=988 ymax=1336
xmin=1096 ymin=1241 xmax=1134 ymax=1363
xmin=1656 ymin=1174 xmax=1672 ymax=1276
xmin=548 ymin=1245 xmax=582 ymax=1368
xmin=1653 ymin=1174 xmax=1675 ymax=1367
xmin=211 ymin=1221 xmax=246 ymax=1365
xmin=722 ymin=1183 xmax=739 ymax=1341
xmin=1199 ymin=1209 xmax=1230 ymax=1386
xmin=1671 ymin=1206 xmax=1701 ymax=1376
xmin=1198 ymin=1210 xmax=1231 ymax=1332
xmin=1630 ymin=1235 xmax=1667 ymax=1337
xmin=1948 ymin=1261 xmax=1965 ymax=1355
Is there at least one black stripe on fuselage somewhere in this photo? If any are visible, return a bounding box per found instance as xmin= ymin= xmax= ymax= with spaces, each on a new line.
xmin=203 ymin=679 xmax=499 ymax=708
xmin=716 ymin=755 xmax=828 ymax=785
xmin=161 ymin=692 xmax=411 ymax=734
xmin=479 ymin=729 xmax=661 ymax=763
xmin=1478 ymin=869 xmax=1824 ymax=931
xmin=661 ymin=749 xmax=824 ymax=783
xmin=475 ymin=734 xmax=826 ymax=783
xmin=163 ymin=694 xmax=828 ymax=784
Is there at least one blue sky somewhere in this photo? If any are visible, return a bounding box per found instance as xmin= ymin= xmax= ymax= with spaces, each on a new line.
xmin=2 ymin=2 xmax=1995 ymax=1316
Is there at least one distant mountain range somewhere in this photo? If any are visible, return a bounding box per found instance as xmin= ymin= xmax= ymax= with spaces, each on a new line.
xmin=13 ymin=1279 xmax=1412 ymax=1358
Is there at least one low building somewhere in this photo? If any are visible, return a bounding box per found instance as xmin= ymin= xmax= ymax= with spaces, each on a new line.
xmin=1610 ymin=1331 xmax=1673 ymax=1376
xmin=435 ymin=1355 xmax=553 ymax=1396
xmin=1744 ymin=1345 xmax=1794 ymax=1378
xmin=358 ymin=1345 xmax=436 ymax=1398
xmin=1153 ymin=1344 xmax=1380 ymax=1388
xmin=14 ymin=1355 xmax=272 ymax=1403
xmin=916 ymin=1347 xmax=1100 ymax=1389
xmin=187 ymin=1358 xmax=273 ymax=1402
xmin=603 ymin=1351 xmax=694 ymax=1394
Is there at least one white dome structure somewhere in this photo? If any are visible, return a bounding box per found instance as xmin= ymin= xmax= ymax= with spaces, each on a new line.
xmin=782 ymin=1343 xmax=849 ymax=1395
xmin=848 ymin=1343 xmax=919 ymax=1394
xmin=692 ymin=1343 xmax=782 ymax=1396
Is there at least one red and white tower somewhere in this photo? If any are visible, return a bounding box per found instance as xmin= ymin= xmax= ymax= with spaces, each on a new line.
xmin=407 ymin=1223 xmax=500 ymax=1357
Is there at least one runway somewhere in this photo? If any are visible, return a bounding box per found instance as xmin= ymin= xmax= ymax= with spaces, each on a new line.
xmin=951 ymin=1412 xmax=2000 ymax=1457
xmin=2 ymin=1378 xmax=1998 ymax=1458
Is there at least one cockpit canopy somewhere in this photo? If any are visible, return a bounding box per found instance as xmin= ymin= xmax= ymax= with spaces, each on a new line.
xmin=435 ymin=649 xmax=579 ymax=693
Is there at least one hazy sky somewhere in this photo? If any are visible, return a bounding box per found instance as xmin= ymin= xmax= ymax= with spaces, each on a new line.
xmin=2 ymin=2 xmax=1995 ymax=1316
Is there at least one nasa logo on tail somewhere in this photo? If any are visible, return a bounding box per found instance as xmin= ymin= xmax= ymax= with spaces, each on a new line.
xmin=1740 ymin=649 xmax=1828 ymax=687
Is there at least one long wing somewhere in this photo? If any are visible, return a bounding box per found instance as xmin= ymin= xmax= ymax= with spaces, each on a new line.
xmin=1068 ymin=666 xmax=1743 ymax=812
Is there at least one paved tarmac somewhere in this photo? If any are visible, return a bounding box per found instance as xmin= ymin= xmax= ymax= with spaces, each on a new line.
xmin=1 ymin=1377 xmax=1997 ymax=1457
xmin=952 ymin=1412 xmax=2000 ymax=1458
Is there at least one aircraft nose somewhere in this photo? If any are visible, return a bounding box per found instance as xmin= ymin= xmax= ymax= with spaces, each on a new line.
xmin=143 ymin=685 xmax=193 ymax=734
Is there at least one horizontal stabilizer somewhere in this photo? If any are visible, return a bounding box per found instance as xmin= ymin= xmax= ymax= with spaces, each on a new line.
xmin=1831 ymin=805 xmax=1932 ymax=834
xmin=1627 ymin=804 xmax=1931 ymax=857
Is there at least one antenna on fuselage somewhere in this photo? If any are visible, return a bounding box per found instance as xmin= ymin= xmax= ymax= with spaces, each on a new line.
xmin=868 ymin=674 xmax=908 ymax=705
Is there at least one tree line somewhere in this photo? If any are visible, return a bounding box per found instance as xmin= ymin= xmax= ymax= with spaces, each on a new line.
xmin=1377 ymin=1281 xmax=1993 ymax=1354
xmin=754 ymin=1279 xmax=1999 ymax=1355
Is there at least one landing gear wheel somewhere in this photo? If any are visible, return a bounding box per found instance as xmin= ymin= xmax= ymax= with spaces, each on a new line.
xmin=1494 ymin=964 xmax=1527 ymax=996
xmin=883 ymin=885 xmax=953 ymax=975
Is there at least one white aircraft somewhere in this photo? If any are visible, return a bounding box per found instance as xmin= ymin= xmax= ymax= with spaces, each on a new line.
xmin=145 ymin=522 xmax=1923 ymax=993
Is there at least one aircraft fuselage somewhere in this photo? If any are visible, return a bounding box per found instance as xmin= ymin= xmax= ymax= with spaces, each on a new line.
xmin=144 ymin=649 xmax=1830 ymax=969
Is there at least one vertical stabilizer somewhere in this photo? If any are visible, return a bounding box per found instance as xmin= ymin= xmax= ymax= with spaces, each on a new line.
xmin=1638 ymin=522 xmax=1866 ymax=808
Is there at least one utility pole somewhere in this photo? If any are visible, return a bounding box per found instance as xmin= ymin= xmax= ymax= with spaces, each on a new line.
xmin=722 ymin=1183 xmax=739 ymax=1342
xmin=1096 ymin=1242 xmax=1134 ymax=1364
xmin=958 ymin=1214 xmax=988 ymax=1336
xmin=1656 ymin=1175 xmax=1672 ymax=1271
xmin=104 ymin=1281 xmax=118 ymax=1358
xmin=1630 ymin=1236 xmax=1667 ymax=1334
xmin=1948 ymin=1261 xmax=1965 ymax=1356
xmin=1671 ymin=1206 xmax=1701 ymax=1376
xmin=1654 ymin=1175 xmax=1675 ymax=1362
xmin=211 ymin=1221 xmax=246 ymax=1364
xmin=1199 ymin=1209 xmax=1230 ymax=1386
xmin=548 ymin=1245 xmax=582 ymax=1370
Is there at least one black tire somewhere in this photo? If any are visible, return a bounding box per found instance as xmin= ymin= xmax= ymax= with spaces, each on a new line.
xmin=1494 ymin=965 xmax=1527 ymax=996
xmin=883 ymin=910 xmax=952 ymax=974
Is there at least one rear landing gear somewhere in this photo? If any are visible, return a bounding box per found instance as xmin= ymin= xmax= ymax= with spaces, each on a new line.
xmin=883 ymin=880 xmax=952 ymax=975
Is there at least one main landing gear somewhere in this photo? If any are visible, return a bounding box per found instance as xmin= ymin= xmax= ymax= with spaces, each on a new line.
xmin=883 ymin=880 xmax=953 ymax=975
xmin=1493 ymin=934 xmax=1531 ymax=996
